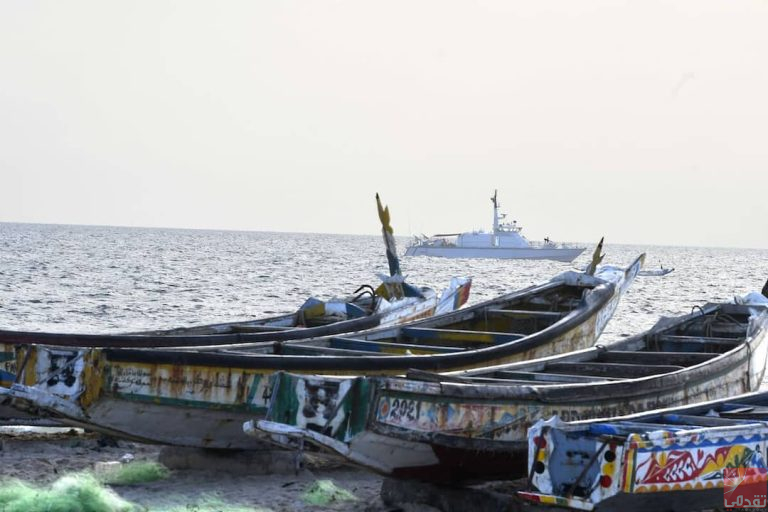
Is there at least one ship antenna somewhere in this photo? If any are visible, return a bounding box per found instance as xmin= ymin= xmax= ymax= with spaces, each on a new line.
xmin=491 ymin=190 xmax=500 ymax=233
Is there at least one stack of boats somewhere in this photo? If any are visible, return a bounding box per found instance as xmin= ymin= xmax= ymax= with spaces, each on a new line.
xmin=1 ymin=195 xmax=767 ymax=512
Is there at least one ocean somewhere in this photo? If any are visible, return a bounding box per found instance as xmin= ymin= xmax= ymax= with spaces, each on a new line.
xmin=1 ymin=222 xmax=766 ymax=346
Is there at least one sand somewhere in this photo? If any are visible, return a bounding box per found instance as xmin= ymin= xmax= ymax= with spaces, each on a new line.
xmin=0 ymin=427 xmax=394 ymax=512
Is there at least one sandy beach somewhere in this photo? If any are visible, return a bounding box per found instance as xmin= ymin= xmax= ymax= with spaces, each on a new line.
xmin=0 ymin=426 xmax=394 ymax=512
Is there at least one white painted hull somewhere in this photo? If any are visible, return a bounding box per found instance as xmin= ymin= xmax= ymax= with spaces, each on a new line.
xmin=404 ymin=246 xmax=585 ymax=262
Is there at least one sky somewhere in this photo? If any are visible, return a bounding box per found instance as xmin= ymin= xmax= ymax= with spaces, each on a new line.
xmin=1 ymin=1 xmax=767 ymax=249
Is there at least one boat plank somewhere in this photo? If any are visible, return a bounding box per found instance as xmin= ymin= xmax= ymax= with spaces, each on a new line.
xmin=597 ymin=351 xmax=716 ymax=366
xmin=276 ymin=344 xmax=394 ymax=357
xmin=544 ymin=362 xmax=686 ymax=378
xmin=329 ymin=337 xmax=463 ymax=355
xmin=492 ymin=370 xmax=620 ymax=383
xmin=484 ymin=309 xmax=565 ymax=319
xmin=720 ymin=405 xmax=768 ymax=419
xmin=401 ymin=327 xmax=525 ymax=344
xmin=660 ymin=413 xmax=762 ymax=427
xmin=657 ymin=335 xmax=742 ymax=345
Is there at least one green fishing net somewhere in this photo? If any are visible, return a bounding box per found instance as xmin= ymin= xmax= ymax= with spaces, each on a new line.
xmin=301 ymin=479 xmax=357 ymax=507
xmin=0 ymin=473 xmax=137 ymax=512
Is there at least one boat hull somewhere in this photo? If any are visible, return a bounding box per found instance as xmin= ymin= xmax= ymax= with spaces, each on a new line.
xmin=254 ymin=303 xmax=768 ymax=483
xmin=523 ymin=393 xmax=768 ymax=511
xmin=405 ymin=246 xmax=585 ymax=262
xmin=367 ymin=352 xmax=764 ymax=481
xmin=0 ymin=258 xmax=640 ymax=449
xmin=0 ymin=278 xmax=471 ymax=390
xmin=0 ymin=278 xmax=471 ymax=351
xmin=258 ymin=352 xmax=765 ymax=482
xmin=521 ymin=486 xmax=748 ymax=512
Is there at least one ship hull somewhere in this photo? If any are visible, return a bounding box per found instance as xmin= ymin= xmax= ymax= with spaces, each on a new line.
xmin=404 ymin=246 xmax=585 ymax=262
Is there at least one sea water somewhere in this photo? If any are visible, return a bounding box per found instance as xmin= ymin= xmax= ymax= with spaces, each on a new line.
xmin=0 ymin=222 xmax=766 ymax=347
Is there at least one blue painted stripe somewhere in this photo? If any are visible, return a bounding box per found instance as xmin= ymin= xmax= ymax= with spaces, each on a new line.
xmin=330 ymin=338 xmax=382 ymax=352
xmin=330 ymin=337 xmax=462 ymax=354
xmin=0 ymin=369 xmax=16 ymax=386
xmin=401 ymin=327 xmax=524 ymax=344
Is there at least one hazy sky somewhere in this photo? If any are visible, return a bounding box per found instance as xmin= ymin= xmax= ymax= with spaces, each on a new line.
xmin=1 ymin=1 xmax=767 ymax=248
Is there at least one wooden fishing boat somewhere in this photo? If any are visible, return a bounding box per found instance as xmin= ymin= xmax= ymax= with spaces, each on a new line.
xmin=0 ymin=195 xmax=469 ymax=358
xmin=0 ymin=251 xmax=642 ymax=449
xmin=519 ymin=390 xmax=768 ymax=511
xmin=251 ymin=297 xmax=768 ymax=483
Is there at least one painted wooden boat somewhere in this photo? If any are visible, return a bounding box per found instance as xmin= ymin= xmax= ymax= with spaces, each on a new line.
xmin=0 ymin=276 xmax=470 ymax=386
xmin=0 ymin=195 xmax=469 ymax=357
xmin=251 ymin=298 xmax=768 ymax=483
xmin=519 ymin=390 xmax=768 ymax=511
xmin=0 ymin=252 xmax=642 ymax=449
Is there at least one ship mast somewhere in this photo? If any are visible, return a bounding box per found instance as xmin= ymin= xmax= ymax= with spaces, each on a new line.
xmin=491 ymin=189 xmax=500 ymax=234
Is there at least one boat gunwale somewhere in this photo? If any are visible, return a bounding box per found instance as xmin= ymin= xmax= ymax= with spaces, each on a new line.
xmin=94 ymin=280 xmax=617 ymax=372
xmin=0 ymin=281 xmax=464 ymax=348
xmin=373 ymin=303 xmax=768 ymax=402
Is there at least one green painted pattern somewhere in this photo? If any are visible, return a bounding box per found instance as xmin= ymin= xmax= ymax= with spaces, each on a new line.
xmin=344 ymin=378 xmax=372 ymax=440
xmin=265 ymin=374 xmax=371 ymax=442
xmin=271 ymin=373 xmax=302 ymax=425
xmin=0 ymin=352 xmax=16 ymax=363
xmin=246 ymin=374 xmax=263 ymax=404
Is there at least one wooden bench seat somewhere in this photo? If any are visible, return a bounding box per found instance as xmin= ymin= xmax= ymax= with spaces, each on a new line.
xmin=329 ymin=337 xmax=462 ymax=355
xmin=660 ymin=413 xmax=761 ymax=427
xmin=543 ymin=361 xmax=685 ymax=379
xmin=485 ymin=309 xmax=565 ymax=319
xmin=401 ymin=327 xmax=526 ymax=345
xmin=276 ymin=344 xmax=392 ymax=357
xmin=597 ymin=351 xmax=717 ymax=366
xmin=492 ymin=370 xmax=620 ymax=383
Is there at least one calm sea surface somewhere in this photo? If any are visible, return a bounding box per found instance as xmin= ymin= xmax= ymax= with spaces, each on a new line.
xmin=1 ymin=223 xmax=766 ymax=346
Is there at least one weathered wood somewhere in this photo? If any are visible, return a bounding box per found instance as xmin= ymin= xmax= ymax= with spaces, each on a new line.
xmin=597 ymin=350 xmax=716 ymax=366
xmin=708 ymin=323 xmax=749 ymax=335
xmin=484 ymin=309 xmax=565 ymax=319
xmin=406 ymin=369 xmax=474 ymax=384
xmin=493 ymin=370 xmax=620 ymax=383
xmin=2 ymin=256 xmax=641 ymax=455
xmin=523 ymin=390 xmax=768 ymax=511
xmin=656 ymin=334 xmax=742 ymax=346
xmin=544 ymin=362 xmax=686 ymax=378
xmin=248 ymin=299 xmax=768 ymax=485
xmin=329 ymin=337 xmax=463 ymax=354
xmin=527 ymin=296 xmax=581 ymax=308
xmin=276 ymin=344 xmax=393 ymax=357
xmin=405 ymin=369 xmax=542 ymax=386
xmin=401 ymin=327 xmax=525 ymax=344
xmin=660 ymin=413 xmax=759 ymax=427
xmin=720 ymin=405 xmax=768 ymax=419
xmin=230 ymin=325 xmax=296 ymax=333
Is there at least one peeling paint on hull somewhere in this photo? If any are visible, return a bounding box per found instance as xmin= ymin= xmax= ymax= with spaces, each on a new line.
xmin=255 ymin=303 xmax=768 ymax=483
xmin=0 ymin=258 xmax=640 ymax=449
xmin=523 ymin=392 xmax=768 ymax=511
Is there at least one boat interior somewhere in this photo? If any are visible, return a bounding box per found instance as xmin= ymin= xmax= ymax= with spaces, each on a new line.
xmin=414 ymin=303 xmax=759 ymax=385
xmin=270 ymin=283 xmax=589 ymax=356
